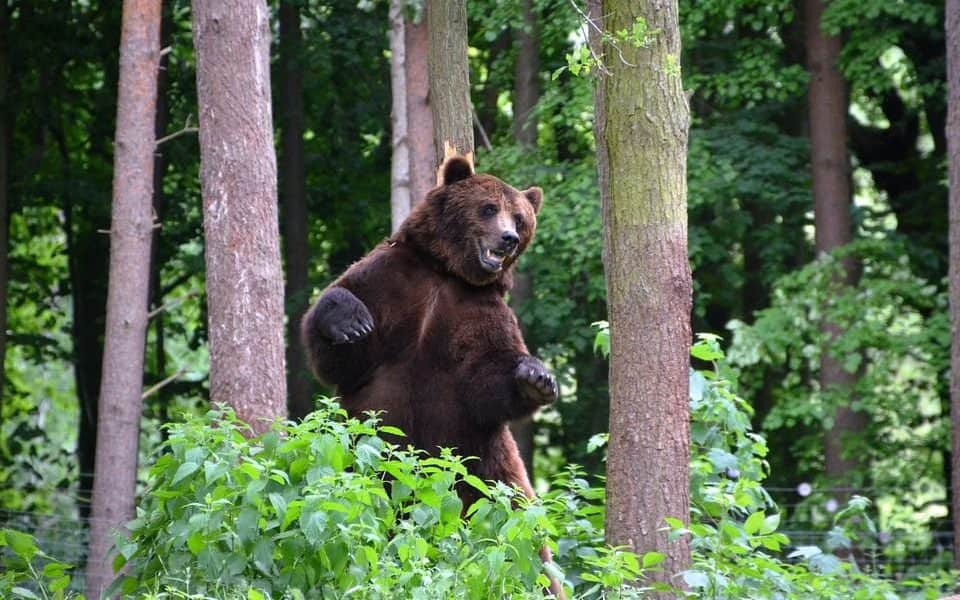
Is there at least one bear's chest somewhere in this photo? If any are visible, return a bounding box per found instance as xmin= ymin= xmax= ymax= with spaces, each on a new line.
xmin=407 ymin=282 xmax=514 ymax=362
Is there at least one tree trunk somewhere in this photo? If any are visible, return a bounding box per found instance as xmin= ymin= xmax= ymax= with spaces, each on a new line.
xmin=389 ymin=0 xmax=412 ymax=233
xmin=279 ymin=0 xmax=313 ymax=420
xmin=946 ymin=0 xmax=960 ymax=572
xmin=85 ymin=1 xmax=161 ymax=596
xmin=149 ymin=3 xmax=172 ymax=433
xmin=804 ymin=0 xmax=866 ymax=483
xmin=591 ymin=0 xmax=693 ymax=586
xmin=405 ymin=10 xmax=434 ymax=205
xmin=0 ymin=0 xmax=9 ymax=427
xmin=508 ymin=0 xmax=540 ymax=477
xmin=427 ymin=0 xmax=474 ymax=167
xmin=193 ymin=0 xmax=287 ymax=433
xmin=513 ymin=0 xmax=539 ymax=147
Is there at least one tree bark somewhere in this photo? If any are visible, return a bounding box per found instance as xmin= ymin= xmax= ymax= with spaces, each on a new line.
xmin=946 ymin=0 xmax=960 ymax=572
xmin=591 ymin=0 xmax=693 ymax=586
xmin=512 ymin=0 xmax=539 ymax=147
xmin=427 ymin=0 xmax=474 ymax=168
xmin=804 ymin=0 xmax=866 ymax=483
xmin=508 ymin=0 xmax=540 ymax=477
xmin=193 ymin=0 xmax=287 ymax=433
xmin=0 ymin=0 xmax=9 ymax=427
xmin=389 ymin=0 xmax=412 ymax=233
xmin=85 ymin=1 xmax=161 ymax=596
xmin=405 ymin=10 xmax=434 ymax=205
xmin=279 ymin=0 xmax=313 ymax=420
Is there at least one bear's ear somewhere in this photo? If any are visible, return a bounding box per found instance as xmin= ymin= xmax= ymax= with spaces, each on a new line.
xmin=438 ymin=154 xmax=475 ymax=187
xmin=523 ymin=187 xmax=543 ymax=214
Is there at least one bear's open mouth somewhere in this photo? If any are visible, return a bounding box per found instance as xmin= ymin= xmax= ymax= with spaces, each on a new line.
xmin=478 ymin=244 xmax=508 ymax=272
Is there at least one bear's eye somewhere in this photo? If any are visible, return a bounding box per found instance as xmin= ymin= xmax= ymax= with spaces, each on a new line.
xmin=514 ymin=214 xmax=524 ymax=229
xmin=481 ymin=204 xmax=498 ymax=218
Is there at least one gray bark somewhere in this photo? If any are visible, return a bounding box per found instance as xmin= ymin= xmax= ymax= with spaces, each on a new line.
xmin=405 ymin=11 xmax=434 ymax=205
xmin=804 ymin=0 xmax=867 ymax=482
xmin=946 ymin=0 xmax=960 ymax=572
xmin=592 ymin=0 xmax=693 ymax=588
xmin=193 ymin=0 xmax=287 ymax=433
xmin=85 ymin=1 xmax=161 ymax=596
xmin=390 ymin=0 xmax=412 ymax=232
xmin=427 ymin=0 xmax=474 ymax=168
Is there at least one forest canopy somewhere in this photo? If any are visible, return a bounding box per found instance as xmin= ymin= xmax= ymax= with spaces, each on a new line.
xmin=0 ymin=0 xmax=958 ymax=598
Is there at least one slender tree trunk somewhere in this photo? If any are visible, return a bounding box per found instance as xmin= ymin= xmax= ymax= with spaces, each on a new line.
xmin=946 ymin=0 xmax=960 ymax=572
xmin=513 ymin=0 xmax=539 ymax=147
xmin=279 ymin=0 xmax=313 ymax=420
xmin=591 ymin=0 xmax=693 ymax=587
xmin=149 ymin=4 xmax=172 ymax=432
xmin=0 ymin=0 xmax=10 ymax=427
xmin=405 ymin=11 xmax=434 ymax=205
xmin=389 ymin=0 xmax=412 ymax=233
xmin=85 ymin=1 xmax=161 ymax=596
xmin=804 ymin=0 xmax=866 ymax=483
xmin=478 ymin=31 xmax=510 ymax=140
xmin=193 ymin=0 xmax=287 ymax=433
xmin=508 ymin=0 xmax=540 ymax=476
xmin=427 ymin=0 xmax=474 ymax=167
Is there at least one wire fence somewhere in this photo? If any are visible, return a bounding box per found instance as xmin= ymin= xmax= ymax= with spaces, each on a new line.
xmin=1 ymin=486 xmax=955 ymax=592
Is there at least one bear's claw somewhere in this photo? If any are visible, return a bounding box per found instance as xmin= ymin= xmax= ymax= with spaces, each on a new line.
xmin=515 ymin=355 xmax=558 ymax=406
xmin=314 ymin=287 xmax=375 ymax=345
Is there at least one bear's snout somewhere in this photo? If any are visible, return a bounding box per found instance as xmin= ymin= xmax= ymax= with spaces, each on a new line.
xmin=500 ymin=230 xmax=519 ymax=252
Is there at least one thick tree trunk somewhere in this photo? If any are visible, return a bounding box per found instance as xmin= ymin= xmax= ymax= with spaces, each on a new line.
xmin=405 ymin=12 xmax=434 ymax=205
xmin=389 ymin=0 xmax=412 ymax=233
xmin=591 ymin=0 xmax=693 ymax=587
xmin=85 ymin=1 xmax=161 ymax=596
xmin=0 ymin=0 xmax=9 ymax=426
xmin=804 ymin=0 xmax=866 ymax=482
xmin=427 ymin=0 xmax=474 ymax=167
xmin=946 ymin=0 xmax=960 ymax=572
xmin=279 ymin=0 xmax=313 ymax=420
xmin=513 ymin=0 xmax=539 ymax=147
xmin=193 ymin=0 xmax=287 ymax=433
xmin=508 ymin=0 xmax=540 ymax=477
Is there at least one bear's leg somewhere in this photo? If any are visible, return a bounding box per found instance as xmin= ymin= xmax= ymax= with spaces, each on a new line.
xmin=484 ymin=427 xmax=566 ymax=599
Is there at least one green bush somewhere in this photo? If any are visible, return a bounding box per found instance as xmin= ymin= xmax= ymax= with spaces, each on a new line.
xmin=112 ymin=400 xmax=648 ymax=599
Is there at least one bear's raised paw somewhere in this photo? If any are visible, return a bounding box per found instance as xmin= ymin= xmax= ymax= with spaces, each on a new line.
xmin=313 ymin=287 xmax=374 ymax=345
xmin=515 ymin=355 xmax=558 ymax=406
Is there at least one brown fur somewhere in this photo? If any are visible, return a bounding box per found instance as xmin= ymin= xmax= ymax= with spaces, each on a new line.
xmin=301 ymin=157 xmax=564 ymax=597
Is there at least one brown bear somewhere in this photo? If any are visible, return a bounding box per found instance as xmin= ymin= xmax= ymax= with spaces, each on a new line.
xmin=301 ymin=155 xmax=563 ymax=595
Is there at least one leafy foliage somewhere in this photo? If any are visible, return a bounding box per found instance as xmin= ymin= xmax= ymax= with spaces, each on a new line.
xmin=113 ymin=400 xmax=647 ymax=599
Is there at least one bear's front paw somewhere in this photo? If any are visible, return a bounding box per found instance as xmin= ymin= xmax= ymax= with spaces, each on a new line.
xmin=315 ymin=287 xmax=374 ymax=345
xmin=515 ymin=356 xmax=558 ymax=407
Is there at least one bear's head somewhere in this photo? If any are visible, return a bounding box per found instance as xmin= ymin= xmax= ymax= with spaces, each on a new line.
xmin=396 ymin=155 xmax=543 ymax=289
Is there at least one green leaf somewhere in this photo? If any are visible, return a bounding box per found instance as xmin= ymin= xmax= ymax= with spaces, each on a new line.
xmin=743 ymin=511 xmax=766 ymax=536
xmin=171 ymin=461 xmax=200 ymax=485
xmin=3 ymin=529 xmax=38 ymax=562
xmin=641 ymin=551 xmax=665 ymax=568
xmin=462 ymin=474 xmax=490 ymax=496
xmin=187 ymin=530 xmax=206 ymax=555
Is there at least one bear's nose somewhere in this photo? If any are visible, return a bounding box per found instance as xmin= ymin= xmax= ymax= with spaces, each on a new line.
xmin=501 ymin=230 xmax=519 ymax=251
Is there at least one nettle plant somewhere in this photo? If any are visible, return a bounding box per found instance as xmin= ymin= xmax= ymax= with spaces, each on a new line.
xmin=110 ymin=399 xmax=650 ymax=599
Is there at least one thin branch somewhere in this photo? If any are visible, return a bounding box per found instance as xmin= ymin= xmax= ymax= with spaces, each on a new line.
xmin=156 ymin=114 xmax=198 ymax=147
xmin=141 ymin=366 xmax=187 ymax=400
xmin=148 ymin=290 xmax=198 ymax=320
xmin=472 ymin=108 xmax=493 ymax=151
xmin=155 ymin=126 xmax=198 ymax=147
xmin=567 ymin=0 xmax=636 ymax=72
